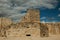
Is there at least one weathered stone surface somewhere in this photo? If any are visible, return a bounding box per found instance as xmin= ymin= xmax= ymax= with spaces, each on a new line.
xmin=0 ymin=17 xmax=12 ymax=28
xmin=0 ymin=17 xmax=12 ymax=37
xmin=45 ymin=23 xmax=60 ymax=35
xmin=40 ymin=23 xmax=49 ymax=37
xmin=21 ymin=9 xmax=40 ymax=23
xmin=0 ymin=9 xmax=60 ymax=38
xmin=6 ymin=9 xmax=41 ymax=37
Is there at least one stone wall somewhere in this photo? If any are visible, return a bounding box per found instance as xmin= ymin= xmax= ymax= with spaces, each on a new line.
xmin=46 ymin=23 xmax=60 ymax=35
xmin=40 ymin=23 xmax=49 ymax=37
xmin=0 ymin=9 xmax=60 ymax=37
xmin=5 ymin=9 xmax=41 ymax=37
xmin=6 ymin=22 xmax=40 ymax=37
xmin=0 ymin=17 xmax=12 ymax=37
xmin=21 ymin=9 xmax=40 ymax=23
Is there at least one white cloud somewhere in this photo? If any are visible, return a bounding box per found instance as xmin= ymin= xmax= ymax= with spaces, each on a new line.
xmin=21 ymin=0 xmax=58 ymax=9
xmin=59 ymin=8 xmax=60 ymax=11
xmin=41 ymin=20 xmax=46 ymax=23
xmin=58 ymin=14 xmax=60 ymax=17
xmin=40 ymin=17 xmax=46 ymax=19
xmin=0 ymin=0 xmax=58 ymax=23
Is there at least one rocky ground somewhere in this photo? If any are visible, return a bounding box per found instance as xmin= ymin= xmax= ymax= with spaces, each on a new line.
xmin=0 ymin=35 xmax=60 ymax=40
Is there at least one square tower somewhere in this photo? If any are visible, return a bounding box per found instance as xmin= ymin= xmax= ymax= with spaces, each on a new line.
xmin=21 ymin=9 xmax=40 ymax=23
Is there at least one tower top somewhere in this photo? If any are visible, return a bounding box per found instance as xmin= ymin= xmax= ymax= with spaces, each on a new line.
xmin=21 ymin=9 xmax=40 ymax=23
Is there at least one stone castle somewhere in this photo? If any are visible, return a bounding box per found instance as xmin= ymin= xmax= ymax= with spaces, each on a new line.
xmin=0 ymin=9 xmax=60 ymax=37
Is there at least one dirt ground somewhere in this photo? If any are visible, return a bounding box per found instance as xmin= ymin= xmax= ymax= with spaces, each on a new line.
xmin=0 ymin=35 xmax=60 ymax=40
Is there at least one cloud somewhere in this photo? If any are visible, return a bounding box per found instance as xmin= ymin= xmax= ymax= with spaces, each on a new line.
xmin=21 ymin=0 xmax=58 ymax=9
xmin=59 ymin=8 xmax=60 ymax=11
xmin=58 ymin=14 xmax=60 ymax=17
xmin=41 ymin=20 xmax=46 ymax=23
xmin=9 ymin=13 xmax=26 ymax=22
xmin=0 ymin=0 xmax=58 ymax=23
xmin=40 ymin=17 xmax=46 ymax=19
xmin=40 ymin=17 xmax=57 ymax=23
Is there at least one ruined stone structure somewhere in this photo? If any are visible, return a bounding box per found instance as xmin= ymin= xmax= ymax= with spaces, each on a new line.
xmin=21 ymin=9 xmax=40 ymax=23
xmin=40 ymin=23 xmax=49 ymax=37
xmin=0 ymin=17 xmax=12 ymax=37
xmin=6 ymin=9 xmax=41 ymax=37
xmin=45 ymin=23 xmax=60 ymax=35
xmin=0 ymin=9 xmax=60 ymax=37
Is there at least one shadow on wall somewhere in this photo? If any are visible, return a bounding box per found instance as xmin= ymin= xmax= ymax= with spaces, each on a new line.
xmin=40 ymin=23 xmax=49 ymax=37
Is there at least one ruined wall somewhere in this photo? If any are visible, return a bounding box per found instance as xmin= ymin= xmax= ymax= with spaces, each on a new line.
xmin=0 ymin=9 xmax=60 ymax=37
xmin=46 ymin=23 xmax=60 ymax=35
xmin=0 ymin=17 xmax=12 ymax=37
xmin=6 ymin=23 xmax=40 ymax=37
xmin=0 ymin=17 xmax=12 ymax=28
xmin=6 ymin=9 xmax=41 ymax=37
xmin=21 ymin=9 xmax=40 ymax=23
xmin=40 ymin=23 xmax=49 ymax=37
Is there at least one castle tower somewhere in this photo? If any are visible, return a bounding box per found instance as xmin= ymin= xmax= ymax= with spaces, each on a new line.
xmin=21 ymin=9 xmax=40 ymax=23
xmin=19 ymin=9 xmax=41 ymax=37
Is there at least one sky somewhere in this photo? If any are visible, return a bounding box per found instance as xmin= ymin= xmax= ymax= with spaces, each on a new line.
xmin=0 ymin=0 xmax=60 ymax=23
xmin=40 ymin=0 xmax=60 ymax=23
